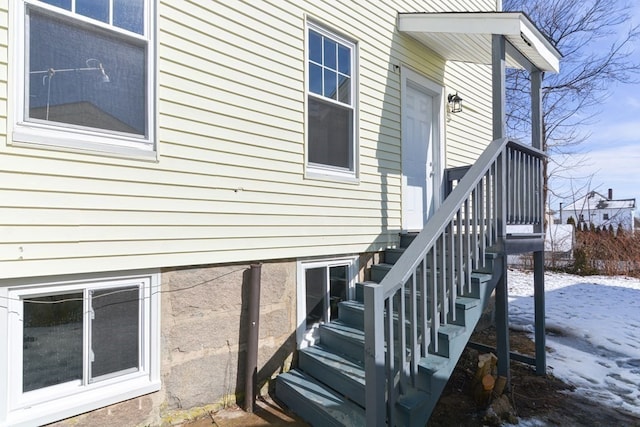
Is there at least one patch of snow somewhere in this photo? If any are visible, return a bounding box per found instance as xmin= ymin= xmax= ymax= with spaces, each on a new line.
xmin=507 ymin=269 xmax=640 ymax=416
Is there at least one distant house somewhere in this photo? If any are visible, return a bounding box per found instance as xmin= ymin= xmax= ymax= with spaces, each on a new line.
xmin=561 ymin=189 xmax=636 ymax=232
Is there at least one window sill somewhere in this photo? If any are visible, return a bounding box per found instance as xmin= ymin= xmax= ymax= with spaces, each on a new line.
xmin=5 ymin=378 xmax=160 ymax=427
xmin=11 ymin=124 xmax=157 ymax=161
xmin=305 ymin=167 xmax=359 ymax=185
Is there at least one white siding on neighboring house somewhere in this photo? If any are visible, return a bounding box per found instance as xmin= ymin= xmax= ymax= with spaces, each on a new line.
xmin=0 ymin=0 xmax=496 ymax=279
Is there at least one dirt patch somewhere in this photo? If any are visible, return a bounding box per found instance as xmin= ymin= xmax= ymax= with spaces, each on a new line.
xmin=428 ymin=327 xmax=640 ymax=426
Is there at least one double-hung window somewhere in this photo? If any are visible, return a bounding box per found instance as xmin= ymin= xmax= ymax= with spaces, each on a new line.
xmin=306 ymin=22 xmax=357 ymax=178
xmin=2 ymin=271 xmax=160 ymax=426
xmin=14 ymin=0 xmax=155 ymax=155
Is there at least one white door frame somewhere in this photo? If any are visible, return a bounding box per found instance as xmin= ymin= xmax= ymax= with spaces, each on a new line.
xmin=400 ymin=65 xmax=445 ymax=231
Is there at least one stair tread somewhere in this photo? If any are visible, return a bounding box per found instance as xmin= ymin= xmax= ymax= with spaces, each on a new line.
xmin=418 ymin=353 xmax=450 ymax=374
xmin=277 ymin=369 xmax=366 ymax=425
xmin=301 ymin=345 xmax=365 ymax=384
xmin=471 ymin=272 xmax=493 ymax=282
xmin=455 ymin=296 xmax=480 ymax=309
xmin=339 ymin=299 xmax=364 ymax=310
xmin=438 ymin=323 xmax=466 ymax=338
xmin=321 ymin=320 xmax=365 ymax=341
xmin=371 ymin=263 xmax=394 ymax=269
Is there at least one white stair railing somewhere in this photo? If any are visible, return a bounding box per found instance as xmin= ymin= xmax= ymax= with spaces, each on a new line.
xmin=363 ymin=138 xmax=545 ymax=426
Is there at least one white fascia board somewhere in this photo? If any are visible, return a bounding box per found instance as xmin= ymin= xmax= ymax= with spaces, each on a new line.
xmin=398 ymin=12 xmax=561 ymax=73
xmin=518 ymin=16 xmax=561 ymax=72
xmin=399 ymin=12 xmax=522 ymax=35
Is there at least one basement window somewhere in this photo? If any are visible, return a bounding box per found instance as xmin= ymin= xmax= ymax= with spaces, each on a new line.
xmin=1 ymin=271 xmax=160 ymax=426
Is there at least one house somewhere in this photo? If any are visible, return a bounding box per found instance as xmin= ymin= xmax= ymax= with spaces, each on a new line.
xmin=561 ymin=189 xmax=636 ymax=233
xmin=0 ymin=1 xmax=560 ymax=426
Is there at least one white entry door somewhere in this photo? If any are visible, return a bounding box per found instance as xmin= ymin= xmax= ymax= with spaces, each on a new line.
xmin=402 ymin=69 xmax=441 ymax=231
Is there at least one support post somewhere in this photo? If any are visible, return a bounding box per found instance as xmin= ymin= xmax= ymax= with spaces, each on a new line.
xmin=531 ymin=69 xmax=547 ymax=375
xmin=492 ymin=34 xmax=506 ymax=141
xmin=364 ymin=283 xmax=386 ymax=426
xmin=492 ymin=33 xmax=510 ymax=389
xmin=531 ymin=70 xmax=543 ymax=150
xmin=244 ymin=263 xmax=262 ymax=413
xmin=533 ymin=251 xmax=546 ymax=375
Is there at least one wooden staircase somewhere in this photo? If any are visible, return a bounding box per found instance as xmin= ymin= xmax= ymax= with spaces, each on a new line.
xmin=276 ymin=234 xmax=502 ymax=426
xmin=276 ymin=137 xmax=545 ymax=426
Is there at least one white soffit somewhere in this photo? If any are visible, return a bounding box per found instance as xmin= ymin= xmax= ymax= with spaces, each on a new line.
xmin=398 ymin=12 xmax=561 ymax=73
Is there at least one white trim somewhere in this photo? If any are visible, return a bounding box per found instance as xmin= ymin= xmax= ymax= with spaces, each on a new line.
xmin=9 ymin=0 xmax=157 ymax=157
xmin=400 ymin=66 xmax=445 ymax=231
xmin=296 ymin=256 xmax=358 ymax=348
xmin=0 ymin=270 xmax=161 ymax=427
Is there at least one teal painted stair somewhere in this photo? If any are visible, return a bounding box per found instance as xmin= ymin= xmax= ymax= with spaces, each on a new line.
xmin=276 ymin=234 xmax=501 ymax=426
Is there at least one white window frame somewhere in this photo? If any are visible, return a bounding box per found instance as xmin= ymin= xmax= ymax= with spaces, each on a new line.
xmin=296 ymin=256 xmax=358 ymax=348
xmin=0 ymin=270 xmax=160 ymax=427
xmin=305 ymin=20 xmax=358 ymax=181
xmin=10 ymin=0 xmax=156 ymax=158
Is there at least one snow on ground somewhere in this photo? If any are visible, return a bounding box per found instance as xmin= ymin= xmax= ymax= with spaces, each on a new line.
xmin=507 ymin=269 xmax=640 ymax=417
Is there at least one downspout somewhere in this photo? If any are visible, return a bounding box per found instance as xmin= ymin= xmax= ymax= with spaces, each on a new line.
xmin=244 ymin=263 xmax=262 ymax=413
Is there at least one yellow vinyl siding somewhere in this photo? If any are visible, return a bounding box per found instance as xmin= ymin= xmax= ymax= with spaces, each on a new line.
xmin=0 ymin=0 xmax=496 ymax=279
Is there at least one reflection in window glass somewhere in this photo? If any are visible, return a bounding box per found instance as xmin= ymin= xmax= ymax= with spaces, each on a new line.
xmin=76 ymin=0 xmax=109 ymax=24
xmin=308 ymin=97 xmax=352 ymax=169
xmin=308 ymin=30 xmax=322 ymax=64
xmin=309 ymin=63 xmax=323 ymax=96
xmin=91 ymin=287 xmax=139 ymax=380
xmin=329 ymin=265 xmax=347 ymax=321
xmin=28 ymin=9 xmax=146 ymax=135
xmin=324 ymin=69 xmax=337 ymax=100
xmin=23 ymin=293 xmax=83 ymax=392
xmin=338 ymin=74 xmax=350 ymax=104
xmin=323 ymin=38 xmax=336 ymax=69
xmin=114 ymin=0 xmax=144 ymax=34
xmin=338 ymin=45 xmax=350 ymax=75
xmin=305 ymin=267 xmax=325 ymax=326
xmin=39 ymin=0 xmax=71 ymax=9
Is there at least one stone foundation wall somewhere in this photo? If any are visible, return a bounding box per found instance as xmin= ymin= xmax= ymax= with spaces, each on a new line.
xmin=48 ymin=260 xmax=297 ymax=426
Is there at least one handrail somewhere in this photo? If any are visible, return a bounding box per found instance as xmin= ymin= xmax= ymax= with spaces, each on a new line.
xmin=363 ymin=137 xmax=545 ymax=425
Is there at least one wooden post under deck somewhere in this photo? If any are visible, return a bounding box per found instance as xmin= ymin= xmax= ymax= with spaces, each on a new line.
xmin=531 ymin=69 xmax=547 ymax=375
xmin=492 ymin=33 xmax=511 ymax=388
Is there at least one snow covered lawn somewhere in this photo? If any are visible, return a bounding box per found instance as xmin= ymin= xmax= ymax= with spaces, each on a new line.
xmin=508 ymin=269 xmax=640 ymax=417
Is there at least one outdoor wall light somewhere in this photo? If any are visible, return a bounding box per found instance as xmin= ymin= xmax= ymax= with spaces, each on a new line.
xmin=448 ymin=92 xmax=463 ymax=113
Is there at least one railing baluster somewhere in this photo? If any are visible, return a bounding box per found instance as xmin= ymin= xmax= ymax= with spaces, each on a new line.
xmin=465 ymin=198 xmax=472 ymax=294
xmin=438 ymin=234 xmax=447 ymax=324
xmin=420 ymin=256 xmax=429 ymax=355
xmin=447 ymin=221 xmax=456 ymax=321
xmin=456 ymin=208 xmax=464 ymax=296
xmin=472 ymin=185 xmax=479 ymax=270
xmin=528 ymin=153 xmax=532 ymax=220
xmin=386 ymin=294 xmax=396 ymax=427
xmin=399 ymin=284 xmax=408 ymax=392
xmin=410 ymin=273 xmax=418 ymax=379
xmin=429 ymin=247 xmax=438 ymax=353
xmin=479 ymin=176 xmax=486 ymax=268
xmin=491 ymin=163 xmax=505 ymax=246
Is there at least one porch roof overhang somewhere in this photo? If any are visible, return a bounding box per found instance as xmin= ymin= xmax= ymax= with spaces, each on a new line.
xmin=398 ymin=12 xmax=561 ymax=73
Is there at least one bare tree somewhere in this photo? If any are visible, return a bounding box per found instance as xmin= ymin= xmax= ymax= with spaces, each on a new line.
xmin=502 ymin=0 xmax=640 ymax=208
